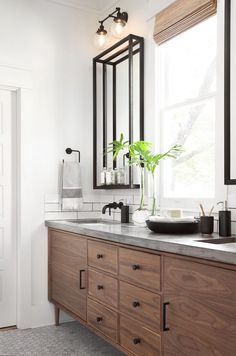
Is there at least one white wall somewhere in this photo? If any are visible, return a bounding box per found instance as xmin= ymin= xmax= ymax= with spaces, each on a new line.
xmin=0 ymin=0 xmax=98 ymax=327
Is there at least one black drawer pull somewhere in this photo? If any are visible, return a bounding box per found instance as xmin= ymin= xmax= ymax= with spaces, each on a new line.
xmin=133 ymin=337 xmax=141 ymax=345
xmin=96 ymin=317 xmax=103 ymax=322
xmin=163 ymin=302 xmax=170 ymax=331
xmin=132 ymin=264 xmax=140 ymax=270
xmin=132 ymin=301 xmax=140 ymax=308
xmin=79 ymin=270 xmax=86 ymax=290
xmin=96 ymin=254 xmax=103 ymax=259
xmin=97 ymin=285 xmax=103 ymax=290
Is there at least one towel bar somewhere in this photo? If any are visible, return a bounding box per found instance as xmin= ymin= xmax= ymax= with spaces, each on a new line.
xmin=64 ymin=148 xmax=80 ymax=163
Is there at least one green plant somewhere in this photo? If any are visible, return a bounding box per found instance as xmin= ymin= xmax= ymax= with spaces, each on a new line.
xmin=128 ymin=140 xmax=182 ymax=214
xmin=107 ymin=134 xmax=183 ymax=214
xmin=107 ymin=133 xmax=129 ymax=160
xmin=144 ymin=145 xmax=183 ymax=214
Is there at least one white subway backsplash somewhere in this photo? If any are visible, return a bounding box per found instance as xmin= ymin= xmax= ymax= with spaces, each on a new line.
xmin=43 ymin=192 xmax=202 ymax=223
xmin=113 ymin=195 xmax=134 ymax=205
xmin=229 ymin=208 xmax=236 ymax=221
xmin=80 ymin=203 xmax=93 ymax=212
xmin=77 ymin=212 xmax=101 ymax=219
xmin=92 ymin=203 xmax=102 ymax=212
xmin=45 ymin=203 xmax=61 ymax=212
xmin=101 ymin=211 xmax=114 ymax=220
xmin=44 ymin=192 xmax=139 ymax=221
xmin=44 ymin=193 xmax=60 ymax=204
xmin=45 ymin=211 xmax=78 ymax=220
xmin=44 ymin=193 xmax=236 ymax=235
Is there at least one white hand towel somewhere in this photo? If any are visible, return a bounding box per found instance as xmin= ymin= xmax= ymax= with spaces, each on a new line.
xmin=61 ymin=161 xmax=83 ymax=211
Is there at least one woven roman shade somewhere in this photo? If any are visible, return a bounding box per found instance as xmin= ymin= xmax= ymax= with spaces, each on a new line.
xmin=154 ymin=0 xmax=217 ymax=44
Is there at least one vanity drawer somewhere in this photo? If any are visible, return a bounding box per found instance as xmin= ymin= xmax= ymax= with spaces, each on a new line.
xmin=87 ymin=299 xmax=118 ymax=342
xmin=88 ymin=269 xmax=118 ymax=309
xmin=119 ymin=248 xmax=161 ymax=292
xmin=119 ymin=281 xmax=161 ymax=331
xmin=120 ymin=316 xmax=161 ymax=356
xmin=88 ymin=241 xmax=118 ymax=275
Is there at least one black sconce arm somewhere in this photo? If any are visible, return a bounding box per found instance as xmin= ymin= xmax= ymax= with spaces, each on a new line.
xmin=98 ymin=7 xmax=128 ymax=27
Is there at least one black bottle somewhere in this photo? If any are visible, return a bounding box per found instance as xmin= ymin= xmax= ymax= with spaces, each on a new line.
xmin=121 ymin=205 xmax=129 ymax=223
xmin=218 ymin=201 xmax=231 ymax=237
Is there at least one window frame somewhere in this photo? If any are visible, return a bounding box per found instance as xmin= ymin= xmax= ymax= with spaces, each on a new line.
xmin=155 ymin=14 xmax=223 ymax=210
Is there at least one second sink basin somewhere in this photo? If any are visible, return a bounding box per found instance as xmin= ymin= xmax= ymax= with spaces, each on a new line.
xmin=196 ymin=237 xmax=236 ymax=244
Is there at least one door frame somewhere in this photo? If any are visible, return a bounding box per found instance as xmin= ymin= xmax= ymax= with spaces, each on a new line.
xmin=0 ymin=63 xmax=33 ymax=329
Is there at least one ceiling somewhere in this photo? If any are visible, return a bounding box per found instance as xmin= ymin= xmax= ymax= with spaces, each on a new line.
xmin=46 ymin=0 xmax=119 ymax=13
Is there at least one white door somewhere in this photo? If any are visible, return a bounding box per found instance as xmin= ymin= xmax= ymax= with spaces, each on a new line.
xmin=0 ymin=89 xmax=17 ymax=328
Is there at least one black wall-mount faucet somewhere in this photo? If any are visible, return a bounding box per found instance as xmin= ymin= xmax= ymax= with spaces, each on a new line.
xmin=102 ymin=202 xmax=123 ymax=216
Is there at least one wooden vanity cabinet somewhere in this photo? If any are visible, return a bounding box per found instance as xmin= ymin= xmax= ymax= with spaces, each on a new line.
xmin=48 ymin=228 xmax=236 ymax=356
xmin=163 ymin=257 xmax=236 ymax=356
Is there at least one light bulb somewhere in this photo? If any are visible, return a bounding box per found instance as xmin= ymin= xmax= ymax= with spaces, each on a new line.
xmin=94 ymin=32 xmax=109 ymax=50
xmin=110 ymin=19 xmax=128 ymax=39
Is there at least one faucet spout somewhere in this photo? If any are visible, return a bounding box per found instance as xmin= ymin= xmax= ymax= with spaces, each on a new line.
xmin=102 ymin=201 xmax=124 ymax=216
xmin=102 ymin=204 xmax=110 ymax=215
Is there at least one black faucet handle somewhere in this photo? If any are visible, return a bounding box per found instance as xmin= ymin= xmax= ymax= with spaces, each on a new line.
xmin=102 ymin=201 xmax=123 ymax=216
xmin=118 ymin=201 xmax=124 ymax=209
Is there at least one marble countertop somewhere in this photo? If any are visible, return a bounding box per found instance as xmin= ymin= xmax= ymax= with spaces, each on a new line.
xmin=45 ymin=219 xmax=236 ymax=266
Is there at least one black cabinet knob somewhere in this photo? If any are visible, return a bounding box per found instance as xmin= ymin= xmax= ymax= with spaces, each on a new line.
xmin=133 ymin=337 xmax=141 ymax=345
xmin=96 ymin=254 xmax=103 ymax=259
xmin=132 ymin=264 xmax=140 ymax=270
xmin=97 ymin=285 xmax=103 ymax=290
xmin=96 ymin=317 xmax=103 ymax=322
xmin=132 ymin=301 xmax=140 ymax=308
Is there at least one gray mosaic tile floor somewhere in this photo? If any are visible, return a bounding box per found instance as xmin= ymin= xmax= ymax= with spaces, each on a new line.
xmin=0 ymin=322 xmax=124 ymax=356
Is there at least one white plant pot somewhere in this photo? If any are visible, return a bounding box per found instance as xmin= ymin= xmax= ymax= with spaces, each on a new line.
xmin=132 ymin=209 xmax=149 ymax=227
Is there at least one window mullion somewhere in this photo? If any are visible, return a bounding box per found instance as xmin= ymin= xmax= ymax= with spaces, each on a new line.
xmin=160 ymin=92 xmax=216 ymax=113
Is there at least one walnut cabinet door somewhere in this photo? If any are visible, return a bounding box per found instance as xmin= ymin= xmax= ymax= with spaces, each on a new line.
xmin=48 ymin=229 xmax=87 ymax=321
xmin=163 ymin=257 xmax=236 ymax=356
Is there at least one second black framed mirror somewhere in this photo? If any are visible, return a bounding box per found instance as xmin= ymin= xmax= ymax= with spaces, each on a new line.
xmin=225 ymin=0 xmax=236 ymax=184
xmin=93 ymin=34 xmax=144 ymax=189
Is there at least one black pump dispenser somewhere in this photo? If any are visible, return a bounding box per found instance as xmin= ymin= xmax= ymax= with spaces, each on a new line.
xmin=121 ymin=205 xmax=129 ymax=223
xmin=218 ymin=201 xmax=231 ymax=237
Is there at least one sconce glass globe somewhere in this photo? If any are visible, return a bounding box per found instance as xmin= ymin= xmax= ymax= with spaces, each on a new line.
xmin=110 ymin=18 xmax=128 ymax=39
xmin=94 ymin=25 xmax=109 ymax=50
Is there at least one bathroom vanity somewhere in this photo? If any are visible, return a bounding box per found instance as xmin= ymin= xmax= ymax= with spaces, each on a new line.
xmin=46 ymin=220 xmax=236 ymax=356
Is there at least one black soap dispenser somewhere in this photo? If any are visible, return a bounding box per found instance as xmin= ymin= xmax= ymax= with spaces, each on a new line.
xmin=218 ymin=201 xmax=231 ymax=237
xmin=120 ymin=199 xmax=129 ymax=223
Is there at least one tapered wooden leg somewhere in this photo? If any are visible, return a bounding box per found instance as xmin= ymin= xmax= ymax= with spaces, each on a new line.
xmin=55 ymin=305 xmax=60 ymax=326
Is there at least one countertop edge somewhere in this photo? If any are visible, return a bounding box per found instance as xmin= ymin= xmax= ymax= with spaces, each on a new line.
xmin=45 ymin=220 xmax=236 ymax=266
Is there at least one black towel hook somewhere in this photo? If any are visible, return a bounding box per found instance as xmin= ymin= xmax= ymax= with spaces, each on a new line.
xmin=65 ymin=147 xmax=80 ymax=163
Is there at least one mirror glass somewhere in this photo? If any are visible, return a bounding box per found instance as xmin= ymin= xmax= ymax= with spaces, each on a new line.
xmin=225 ymin=0 xmax=236 ymax=184
xmin=93 ymin=35 xmax=144 ymax=189
xmin=230 ymin=0 xmax=236 ymax=179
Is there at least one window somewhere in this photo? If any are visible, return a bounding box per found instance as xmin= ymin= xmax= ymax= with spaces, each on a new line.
xmin=158 ymin=16 xmax=217 ymax=206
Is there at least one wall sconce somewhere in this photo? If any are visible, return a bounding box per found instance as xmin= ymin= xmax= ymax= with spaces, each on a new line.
xmin=94 ymin=7 xmax=128 ymax=50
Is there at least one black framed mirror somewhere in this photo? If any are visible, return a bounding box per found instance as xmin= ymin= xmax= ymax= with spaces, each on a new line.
xmin=93 ymin=34 xmax=144 ymax=189
xmin=225 ymin=0 xmax=236 ymax=184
